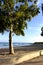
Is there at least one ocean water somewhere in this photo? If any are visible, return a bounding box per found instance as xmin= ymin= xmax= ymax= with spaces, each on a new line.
xmin=0 ymin=42 xmax=32 ymax=48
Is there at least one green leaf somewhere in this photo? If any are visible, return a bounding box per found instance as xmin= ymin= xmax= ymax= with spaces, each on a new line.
xmin=0 ymin=0 xmax=39 ymax=36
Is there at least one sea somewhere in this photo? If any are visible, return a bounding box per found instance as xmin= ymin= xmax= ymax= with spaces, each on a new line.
xmin=0 ymin=42 xmax=33 ymax=48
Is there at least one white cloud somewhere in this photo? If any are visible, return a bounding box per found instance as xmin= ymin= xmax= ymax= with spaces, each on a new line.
xmin=30 ymin=35 xmax=43 ymax=43
xmin=12 ymin=35 xmax=43 ymax=43
xmin=37 ymin=0 xmax=40 ymax=5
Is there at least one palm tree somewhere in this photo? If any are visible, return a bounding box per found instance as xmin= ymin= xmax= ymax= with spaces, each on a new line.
xmin=0 ymin=0 xmax=40 ymax=54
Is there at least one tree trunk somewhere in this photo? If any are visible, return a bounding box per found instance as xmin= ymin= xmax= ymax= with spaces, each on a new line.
xmin=9 ymin=24 xmax=14 ymax=54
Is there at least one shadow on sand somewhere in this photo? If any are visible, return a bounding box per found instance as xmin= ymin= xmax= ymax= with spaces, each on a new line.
xmin=0 ymin=43 xmax=43 ymax=65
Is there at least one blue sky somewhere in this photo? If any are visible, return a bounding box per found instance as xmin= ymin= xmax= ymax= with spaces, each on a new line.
xmin=0 ymin=0 xmax=43 ymax=43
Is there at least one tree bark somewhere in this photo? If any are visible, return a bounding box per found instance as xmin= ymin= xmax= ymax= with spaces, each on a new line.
xmin=9 ymin=24 xmax=14 ymax=54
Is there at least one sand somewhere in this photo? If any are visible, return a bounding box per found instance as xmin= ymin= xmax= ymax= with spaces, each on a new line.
xmin=17 ymin=56 xmax=43 ymax=65
xmin=0 ymin=43 xmax=43 ymax=65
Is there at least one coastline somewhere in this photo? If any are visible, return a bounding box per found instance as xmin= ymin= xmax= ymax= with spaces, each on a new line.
xmin=0 ymin=43 xmax=43 ymax=65
xmin=0 ymin=43 xmax=43 ymax=55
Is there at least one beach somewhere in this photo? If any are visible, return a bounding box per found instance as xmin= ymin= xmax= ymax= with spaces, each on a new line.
xmin=0 ymin=43 xmax=43 ymax=65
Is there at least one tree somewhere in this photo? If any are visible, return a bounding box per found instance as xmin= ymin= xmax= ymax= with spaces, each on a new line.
xmin=41 ymin=27 xmax=43 ymax=36
xmin=41 ymin=4 xmax=43 ymax=37
xmin=41 ymin=4 xmax=43 ymax=15
xmin=0 ymin=0 xmax=40 ymax=54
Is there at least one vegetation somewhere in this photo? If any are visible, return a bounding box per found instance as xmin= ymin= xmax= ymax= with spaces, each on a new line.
xmin=34 ymin=42 xmax=43 ymax=44
xmin=0 ymin=0 xmax=39 ymax=54
xmin=41 ymin=27 xmax=43 ymax=36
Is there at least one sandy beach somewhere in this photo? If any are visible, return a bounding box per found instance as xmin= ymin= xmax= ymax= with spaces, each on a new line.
xmin=0 ymin=43 xmax=43 ymax=65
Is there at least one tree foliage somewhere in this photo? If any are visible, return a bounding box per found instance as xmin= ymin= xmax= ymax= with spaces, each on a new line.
xmin=0 ymin=0 xmax=39 ymax=36
xmin=41 ymin=27 xmax=43 ymax=36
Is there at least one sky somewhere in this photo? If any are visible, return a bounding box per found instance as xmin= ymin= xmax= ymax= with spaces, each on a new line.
xmin=0 ymin=0 xmax=43 ymax=43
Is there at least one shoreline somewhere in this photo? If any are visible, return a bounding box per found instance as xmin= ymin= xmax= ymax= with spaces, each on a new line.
xmin=0 ymin=43 xmax=43 ymax=51
xmin=0 ymin=43 xmax=43 ymax=56
xmin=0 ymin=42 xmax=33 ymax=49
xmin=0 ymin=43 xmax=43 ymax=65
xmin=0 ymin=49 xmax=43 ymax=64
